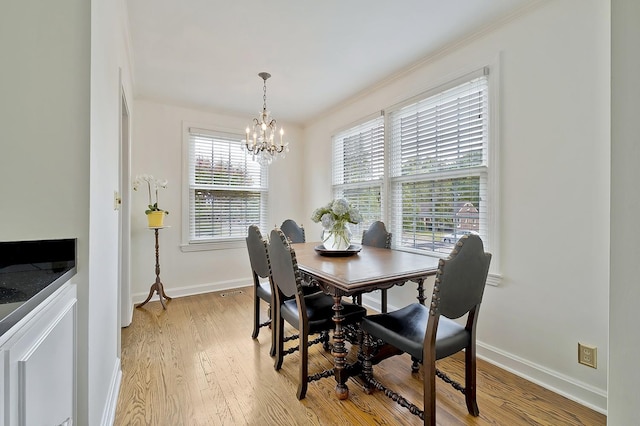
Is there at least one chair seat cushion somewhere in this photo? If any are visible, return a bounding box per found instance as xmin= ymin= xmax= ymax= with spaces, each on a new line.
xmin=256 ymin=280 xmax=271 ymax=302
xmin=281 ymin=292 xmax=367 ymax=334
xmin=360 ymin=303 xmax=470 ymax=361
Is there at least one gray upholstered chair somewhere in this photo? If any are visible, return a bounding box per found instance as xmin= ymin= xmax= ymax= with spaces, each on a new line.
xmin=246 ymin=225 xmax=276 ymax=355
xmin=280 ymin=219 xmax=305 ymax=243
xmin=360 ymin=234 xmax=491 ymax=425
xmin=268 ymin=228 xmax=367 ymax=400
xmin=360 ymin=221 xmax=392 ymax=312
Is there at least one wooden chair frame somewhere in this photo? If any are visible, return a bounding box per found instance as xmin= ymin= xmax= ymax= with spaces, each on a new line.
xmin=361 ymin=234 xmax=491 ymax=425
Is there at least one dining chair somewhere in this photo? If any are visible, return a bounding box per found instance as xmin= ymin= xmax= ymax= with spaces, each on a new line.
xmin=359 ymin=221 xmax=392 ymax=312
xmin=246 ymin=225 xmax=276 ymax=355
xmin=268 ymin=228 xmax=367 ymax=400
xmin=360 ymin=234 xmax=491 ymax=425
xmin=280 ymin=219 xmax=305 ymax=243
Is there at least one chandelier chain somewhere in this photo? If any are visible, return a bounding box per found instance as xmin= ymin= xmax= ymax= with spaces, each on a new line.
xmin=263 ymin=80 xmax=267 ymax=112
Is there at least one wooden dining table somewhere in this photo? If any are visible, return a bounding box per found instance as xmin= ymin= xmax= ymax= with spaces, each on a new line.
xmin=291 ymin=241 xmax=441 ymax=400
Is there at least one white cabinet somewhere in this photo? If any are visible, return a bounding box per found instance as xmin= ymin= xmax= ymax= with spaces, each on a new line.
xmin=0 ymin=282 xmax=76 ymax=426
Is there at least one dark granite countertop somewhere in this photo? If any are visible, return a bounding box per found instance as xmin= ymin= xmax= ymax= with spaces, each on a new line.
xmin=0 ymin=239 xmax=76 ymax=337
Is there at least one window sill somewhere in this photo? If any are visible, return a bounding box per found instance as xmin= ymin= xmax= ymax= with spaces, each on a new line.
xmin=180 ymin=239 xmax=245 ymax=252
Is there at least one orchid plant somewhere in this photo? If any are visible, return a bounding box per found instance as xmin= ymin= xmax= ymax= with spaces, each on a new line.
xmin=133 ymin=174 xmax=169 ymax=215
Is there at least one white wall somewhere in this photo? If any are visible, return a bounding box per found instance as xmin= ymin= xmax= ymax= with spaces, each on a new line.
xmin=89 ymin=0 xmax=135 ymax=424
xmin=303 ymin=0 xmax=609 ymax=412
xmin=130 ymin=101 xmax=305 ymax=300
xmin=609 ymin=0 xmax=640 ymax=423
xmin=0 ymin=0 xmax=92 ymax=424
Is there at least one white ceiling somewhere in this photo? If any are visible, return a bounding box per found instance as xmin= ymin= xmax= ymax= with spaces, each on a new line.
xmin=126 ymin=0 xmax=535 ymax=126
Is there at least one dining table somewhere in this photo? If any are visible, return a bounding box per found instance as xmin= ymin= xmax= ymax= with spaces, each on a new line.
xmin=291 ymin=241 xmax=441 ymax=400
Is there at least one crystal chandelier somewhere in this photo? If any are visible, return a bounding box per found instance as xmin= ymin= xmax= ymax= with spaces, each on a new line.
xmin=244 ymin=72 xmax=289 ymax=165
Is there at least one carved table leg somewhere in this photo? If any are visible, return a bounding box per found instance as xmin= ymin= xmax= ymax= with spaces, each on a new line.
xmin=331 ymin=294 xmax=349 ymax=399
xmin=411 ymin=277 xmax=426 ymax=371
xmin=416 ymin=277 xmax=426 ymax=305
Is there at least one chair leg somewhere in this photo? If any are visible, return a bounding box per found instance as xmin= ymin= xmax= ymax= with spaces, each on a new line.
xmin=269 ymin=303 xmax=276 ymax=357
xmin=252 ymin=293 xmax=261 ymax=339
xmin=297 ymin=327 xmax=309 ymax=400
xmin=423 ymin=358 xmax=437 ymax=426
xmin=321 ymin=330 xmax=331 ymax=352
xmin=465 ymin=345 xmax=479 ymax=416
xmin=381 ymin=289 xmax=388 ymax=313
xmin=274 ymin=313 xmax=285 ymax=370
xmin=361 ymin=332 xmax=374 ymax=394
xmin=411 ymin=356 xmax=420 ymax=373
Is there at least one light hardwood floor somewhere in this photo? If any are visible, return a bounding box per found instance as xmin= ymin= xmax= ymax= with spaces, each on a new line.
xmin=115 ymin=288 xmax=606 ymax=425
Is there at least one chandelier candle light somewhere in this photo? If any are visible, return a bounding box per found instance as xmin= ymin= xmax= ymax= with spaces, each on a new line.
xmin=244 ymin=72 xmax=289 ymax=165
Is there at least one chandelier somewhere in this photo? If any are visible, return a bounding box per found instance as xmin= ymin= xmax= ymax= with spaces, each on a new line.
xmin=244 ymin=72 xmax=288 ymax=165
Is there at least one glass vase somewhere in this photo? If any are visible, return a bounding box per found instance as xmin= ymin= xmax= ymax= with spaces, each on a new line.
xmin=322 ymin=224 xmax=352 ymax=250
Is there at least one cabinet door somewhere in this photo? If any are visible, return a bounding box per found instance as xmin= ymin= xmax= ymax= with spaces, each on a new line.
xmin=0 ymin=350 xmax=5 ymax=424
xmin=4 ymin=284 xmax=76 ymax=426
xmin=18 ymin=304 xmax=75 ymax=426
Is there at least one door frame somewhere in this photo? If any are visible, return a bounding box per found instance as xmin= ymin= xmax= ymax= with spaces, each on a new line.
xmin=118 ymin=72 xmax=133 ymax=330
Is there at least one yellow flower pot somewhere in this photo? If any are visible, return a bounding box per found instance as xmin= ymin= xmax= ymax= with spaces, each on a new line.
xmin=147 ymin=211 xmax=165 ymax=228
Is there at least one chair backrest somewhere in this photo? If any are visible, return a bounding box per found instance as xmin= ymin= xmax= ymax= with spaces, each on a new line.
xmin=361 ymin=221 xmax=392 ymax=249
xmin=268 ymin=228 xmax=302 ymax=299
xmin=431 ymin=234 xmax=492 ymax=320
xmin=280 ymin=219 xmax=306 ymax=243
xmin=246 ymin=225 xmax=270 ymax=279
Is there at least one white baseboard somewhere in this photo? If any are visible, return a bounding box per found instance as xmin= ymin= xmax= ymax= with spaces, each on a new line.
xmin=100 ymin=357 xmax=122 ymax=426
xmin=359 ymin=293 xmax=607 ymax=416
xmin=132 ymin=278 xmax=252 ymax=304
xmin=477 ymin=343 xmax=607 ymax=415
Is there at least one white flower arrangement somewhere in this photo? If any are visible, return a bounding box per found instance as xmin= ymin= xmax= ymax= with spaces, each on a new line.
xmin=133 ymin=174 xmax=169 ymax=215
xmin=311 ymin=198 xmax=362 ymax=248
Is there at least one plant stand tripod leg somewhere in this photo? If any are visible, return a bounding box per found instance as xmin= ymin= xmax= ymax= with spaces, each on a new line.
xmin=136 ymin=283 xmax=157 ymax=309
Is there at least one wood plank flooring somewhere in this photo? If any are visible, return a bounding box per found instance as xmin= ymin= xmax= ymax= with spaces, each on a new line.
xmin=115 ymin=287 xmax=606 ymax=425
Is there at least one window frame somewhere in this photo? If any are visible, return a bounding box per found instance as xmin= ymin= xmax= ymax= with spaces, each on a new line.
xmin=331 ymin=63 xmax=501 ymax=285
xmin=331 ymin=113 xmax=386 ymax=242
xmin=181 ymin=122 xmax=269 ymax=252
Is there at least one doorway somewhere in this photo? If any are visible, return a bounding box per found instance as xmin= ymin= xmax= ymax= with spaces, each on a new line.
xmin=119 ymin=80 xmax=133 ymax=331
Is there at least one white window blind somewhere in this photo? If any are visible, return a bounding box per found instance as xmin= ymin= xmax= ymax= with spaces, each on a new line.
xmin=332 ymin=115 xmax=384 ymax=241
xmin=187 ymin=128 xmax=268 ymax=243
xmin=389 ymin=70 xmax=489 ymax=254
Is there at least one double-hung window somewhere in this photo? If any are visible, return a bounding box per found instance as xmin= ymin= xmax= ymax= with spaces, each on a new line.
xmin=184 ymin=127 xmax=268 ymax=248
xmin=332 ymin=67 xmax=493 ymax=259
xmin=388 ymin=68 xmax=490 ymax=254
xmin=332 ymin=115 xmax=385 ymax=241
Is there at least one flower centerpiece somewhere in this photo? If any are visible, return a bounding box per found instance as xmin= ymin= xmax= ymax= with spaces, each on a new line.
xmin=311 ymin=198 xmax=362 ymax=250
xmin=133 ymin=174 xmax=169 ymax=227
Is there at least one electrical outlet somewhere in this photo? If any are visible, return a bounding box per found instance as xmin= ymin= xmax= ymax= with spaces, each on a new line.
xmin=578 ymin=343 xmax=597 ymax=368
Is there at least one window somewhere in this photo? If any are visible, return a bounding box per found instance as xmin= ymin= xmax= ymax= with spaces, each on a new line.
xmin=332 ymin=114 xmax=385 ymax=241
xmin=184 ymin=127 xmax=268 ymax=248
xmin=389 ymin=69 xmax=489 ymax=254
xmin=332 ymin=67 xmax=494 ymax=260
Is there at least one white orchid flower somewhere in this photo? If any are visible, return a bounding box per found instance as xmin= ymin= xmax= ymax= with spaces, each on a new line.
xmin=133 ymin=174 xmax=169 ymax=215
